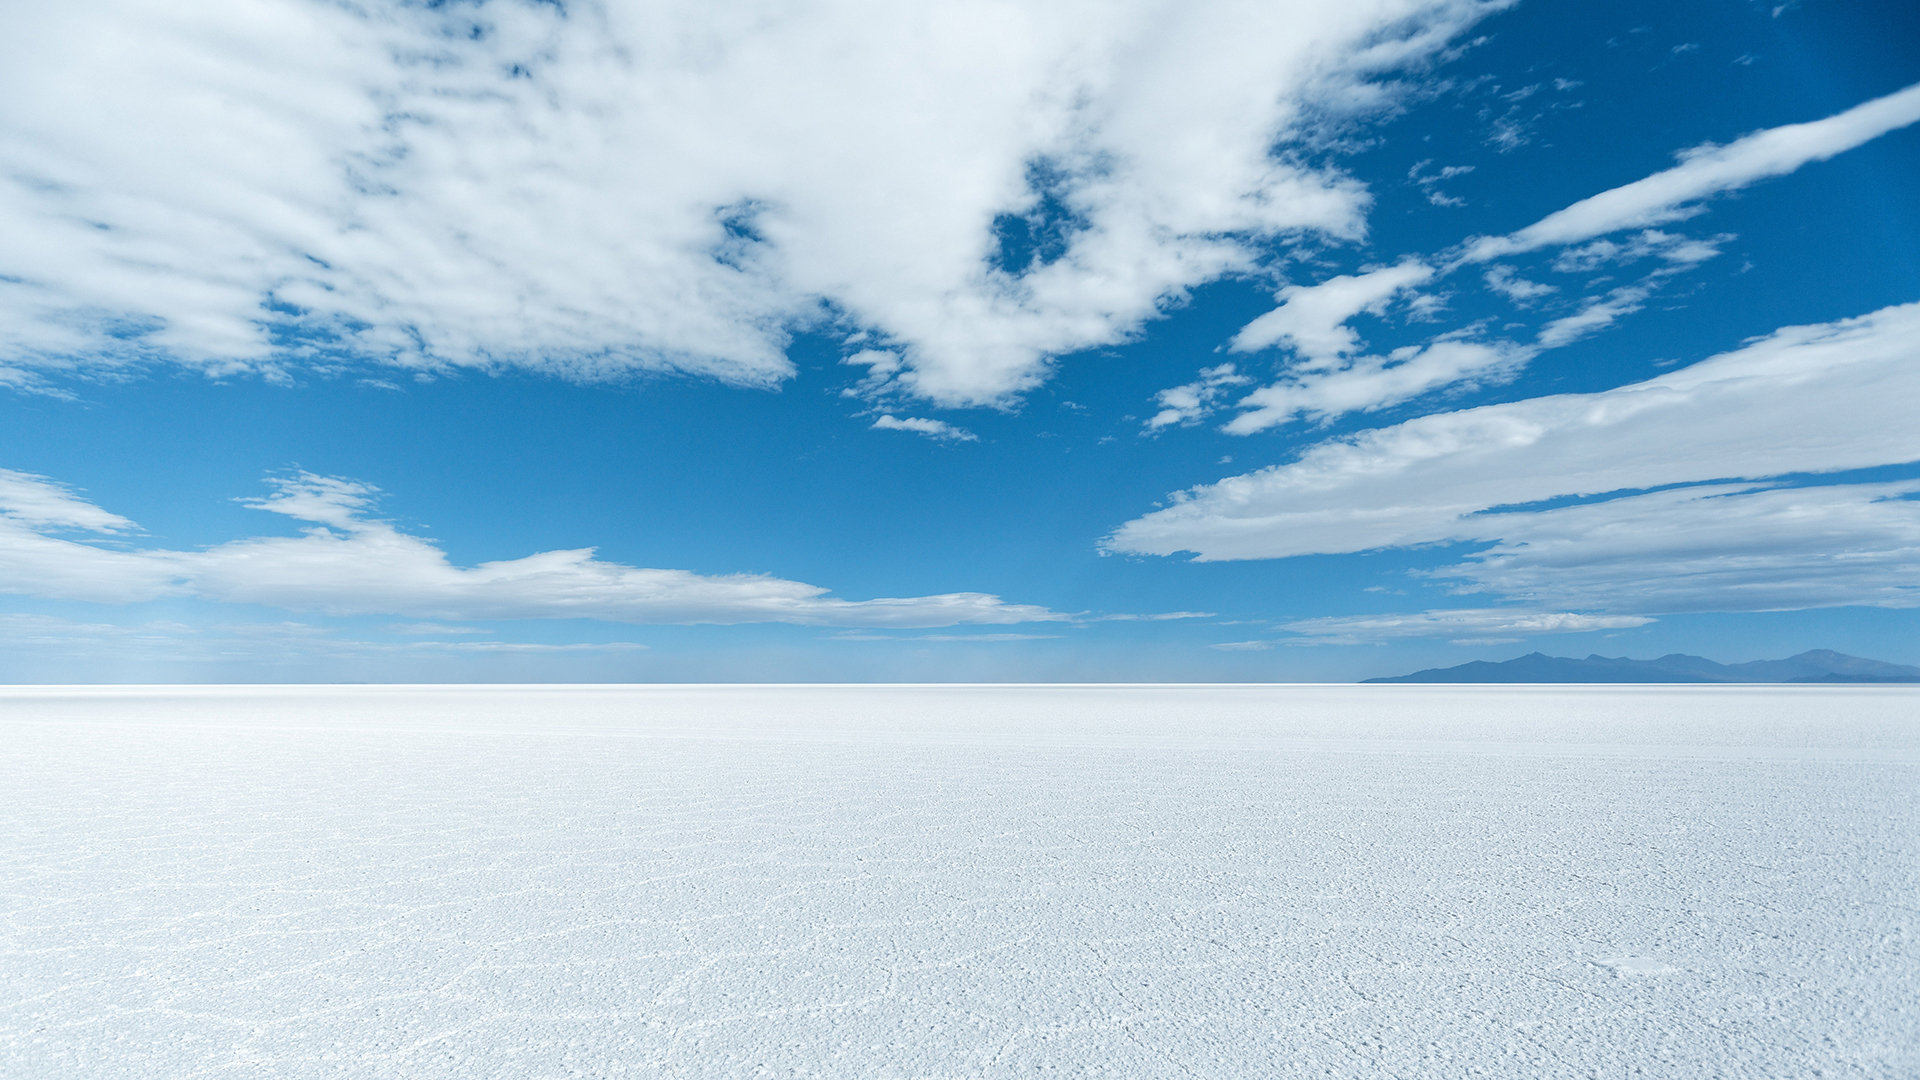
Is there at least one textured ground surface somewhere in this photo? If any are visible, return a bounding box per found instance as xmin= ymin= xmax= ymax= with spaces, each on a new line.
xmin=2 ymin=684 xmax=1916 ymax=1078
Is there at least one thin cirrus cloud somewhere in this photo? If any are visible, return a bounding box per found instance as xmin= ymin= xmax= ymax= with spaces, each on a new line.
xmin=0 ymin=471 xmax=1065 ymax=628
xmin=0 ymin=0 xmax=1502 ymax=406
xmin=1222 ymin=338 xmax=1531 ymax=433
xmin=1265 ymin=609 xmax=1655 ymax=646
xmin=1442 ymin=480 xmax=1920 ymax=613
xmin=1109 ymin=300 xmax=1920 ymax=614
xmin=1226 ymin=259 xmax=1436 ymax=360
xmin=1462 ymin=80 xmax=1920 ymax=262
xmin=871 ymin=415 xmax=978 ymax=442
xmin=1182 ymin=81 xmax=1920 ymax=433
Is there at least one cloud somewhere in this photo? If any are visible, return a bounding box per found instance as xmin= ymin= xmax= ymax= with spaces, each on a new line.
xmin=1550 ymin=229 xmax=1729 ymax=273
xmin=1107 ymin=300 xmax=1920 ymax=615
xmin=1481 ymin=265 xmax=1555 ymax=304
xmin=1153 ymin=71 xmax=1892 ymax=434
xmin=1191 ymin=248 xmax=1714 ymax=434
xmin=1206 ymin=257 xmax=1515 ymax=430
xmin=829 ymin=631 xmax=1062 ymax=642
xmin=1465 ymin=81 xmax=1920 ymax=261
xmin=0 ymin=612 xmax=650 ymax=664
xmin=1229 ymin=259 xmax=1436 ymax=360
xmin=1533 ymin=285 xmax=1650 ymax=348
xmin=402 ymin=640 xmax=651 ymax=654
xmin=871 ymin=414 xmax=978 ymax=442
xmin=0 ymin=0 xmax=1500 ymax=404
xmin=1189 ymin=73 xmax=1862 ymax=430
xmin=0 ymin=470 xmax=1065 ymax=627
xmin=388 ymin=622 xmax=492 ymax=636
xmin=1442 ymin=481 xmax=1920 ymax=612
xmin=1277 ymin=608 xmax=1655 ymax=644
xmin=0 ymin=470 xmax=136 ymax=533
xmin=1408 ymin=159 xmax=1474 ymax=208
xmin=919 ymin=632 xmax=1062 ymax=642
xmin=1223 ymin=337 xmax=1529 ymax=432
xmin=1145 ymin=363 xmax=1250 ymax=429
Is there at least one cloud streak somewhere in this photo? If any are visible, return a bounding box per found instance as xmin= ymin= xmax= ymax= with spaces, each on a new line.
xmin=1153 ymin=84 xmax=1918 ymax=434
xmin=1229 ymin=260 xmax=1436 ymax=359
xmin=1444 ymin=481 xmax=1920 ymax=613
xmin=1109 ymin=300 xmax=1920 ymax=613
xmin=1276 ymin=608 xmax=1655 ymax=644
xmin=871 ymin=415 xmax=978 ymax=442
xmin=1465 ymin=80 xmax=1920 ymax=262
xmin=0 ymin=471 xmax=1065 ymax=628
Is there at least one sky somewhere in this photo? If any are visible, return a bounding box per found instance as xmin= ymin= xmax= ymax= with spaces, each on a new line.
xmin=2 ymin=0 xmax=1917 ymax=682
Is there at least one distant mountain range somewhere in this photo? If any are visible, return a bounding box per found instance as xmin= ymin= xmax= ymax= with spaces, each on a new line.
xmin=1365 ymin=649 xmax=1920 ymax=684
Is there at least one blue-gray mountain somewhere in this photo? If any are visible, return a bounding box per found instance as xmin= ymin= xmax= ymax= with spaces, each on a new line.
xmin=1365 ymin=650 xmax=1920 ymax=684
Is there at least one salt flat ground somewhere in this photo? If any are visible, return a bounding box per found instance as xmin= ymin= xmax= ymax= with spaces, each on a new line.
xmin=1 ymin=685 xmax=1915 ymax=1079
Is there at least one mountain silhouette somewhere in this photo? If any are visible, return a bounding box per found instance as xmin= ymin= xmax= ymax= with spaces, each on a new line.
xmin=1364 ymin=649 xmax=1920 ymax=683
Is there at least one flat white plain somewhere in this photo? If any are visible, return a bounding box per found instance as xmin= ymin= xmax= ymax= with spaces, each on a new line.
xmin=2 ymin=684 xmax=1915 ymax=1078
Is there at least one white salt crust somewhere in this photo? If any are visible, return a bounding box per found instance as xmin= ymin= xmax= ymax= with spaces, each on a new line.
xmin=2 ymin=684 xmax=1915 ymax=1078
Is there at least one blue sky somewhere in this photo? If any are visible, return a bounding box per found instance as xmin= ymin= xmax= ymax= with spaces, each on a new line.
xmin=2 ymin=0 xmax=1917 ymax=681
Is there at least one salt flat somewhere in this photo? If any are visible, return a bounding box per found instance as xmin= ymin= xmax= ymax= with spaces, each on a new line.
xmin=2 ymin=684 xmax=1915 ymax=1079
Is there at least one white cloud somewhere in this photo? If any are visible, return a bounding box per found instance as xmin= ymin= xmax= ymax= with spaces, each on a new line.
xmin=1205 ymin=76 xmax=1815 ymax=436
xmin=1407 ymin=159 xmax=1474 ymax=207
xmin=388 ymin=622 xmax=492 ymax=636
xmin=0 ymin=612 xmax=650 ymax=663
xmin=1197 ymin=71 xmax=1856 ymax=430
xmin=1223 ymin=337 xmax=1529 ymax=432
xmin=1442 ymin=481 xmax=1920 ymax=612
xmin=0 ymin=0 xmax=1500 ymax=405
xmin=1465 ymin=81 xmax=1920 ymax=261
xmin=1481 ymin=265 xmax=1555 ymax=304
xmin=1550 ymin=229 xmax=1729 ymax=273
xmin=914 ymin=633 xmax=1062 ymax=642
xmin=1145 ymin=363 xmax=1249 ymax=430
xmin=0 ymin=471 xmax=1064 ymax=627
xmin=1229 ymin=259 xmax=1436 ymax=360
xmin=871 ymin=414 xmax=978 ymax=442
xmin=1208 ymin=258 xmax=1509 ymax=430
xmin=1278 ymin=608 xmax=1654 ymax=643
xmin=1108 ymin=301 xmax=1920 ymax=595
xmin=1534 ymin=285 xmax=1650 ymax=348
xmin=1196 ymin=482 xmax=1920 ymax=637
xmin=0 ymin=470 xmax=136 ymax=533
xmin=404 ymin=640 xmax=651 ymax=654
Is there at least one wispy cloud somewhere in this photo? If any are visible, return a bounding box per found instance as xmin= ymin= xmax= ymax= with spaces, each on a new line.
xmin=1550 ymin=229 xmax=1731 ymax=273
xmin=1223 ymin=338 xmax=1529 ymax=433
xmin=830 ymin=632 xmax=1062 ymax=642
xmin=1277 ymin=608 xmax=1654 ymax=644
xmin=871 ymin=415 xmax=978 ymax=442
xmin=1534 ymin=285 xmax=1651 ymax=348
xmin=1442 ymin=481 xmax=1920 ymax=612
xmin=1465 ymin=81 xmax=1920 ymax=261
xmin=0 ymin=470 xmax=136 ymax=533
xmin=1229 ymin=260 xmax=1436 ymax=360
xmin=1481 ymin=265 xmax=1555 ymax=304
xmin=1109 ymin=301 xmax=1920 ymax=614
xmin=0 ymin=613 xmax=651 ymax=666
xmin=0 ymin=470 xmax=1065 ymax=628
xmin=1146 ymin=364 xmax=1249 ymax=430
xmin=1176 ymin=80 xmax=1904 ymax=431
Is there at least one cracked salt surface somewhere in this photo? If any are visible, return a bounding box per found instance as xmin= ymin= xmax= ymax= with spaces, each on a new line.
xmin=2 ymin=684 xmax=1916 ymax=1078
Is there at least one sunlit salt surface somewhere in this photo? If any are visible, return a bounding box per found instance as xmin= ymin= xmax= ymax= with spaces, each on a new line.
xmin=3 ymin=684 xmax=1916 ymax=1078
